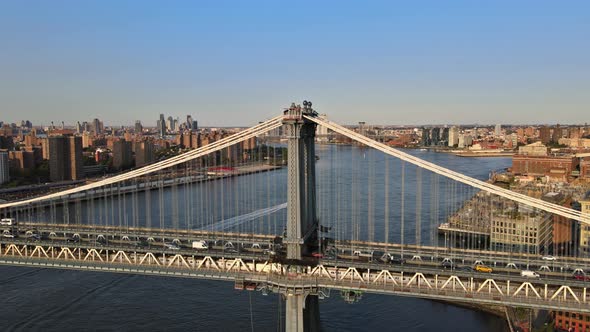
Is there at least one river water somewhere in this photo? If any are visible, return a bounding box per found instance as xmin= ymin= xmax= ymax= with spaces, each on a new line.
xmin=0 ymin=147 xmax=511 ymax=331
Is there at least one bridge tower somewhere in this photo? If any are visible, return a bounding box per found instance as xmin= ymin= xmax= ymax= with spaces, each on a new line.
xmin=282 ymin=101 xmax=321 ymax=332
xmin=282 ymin=101 xmax=318 ymax=260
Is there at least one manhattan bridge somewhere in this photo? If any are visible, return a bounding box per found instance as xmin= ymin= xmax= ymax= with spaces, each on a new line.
xmin=1 ymin=102 xmax=589 ymax=331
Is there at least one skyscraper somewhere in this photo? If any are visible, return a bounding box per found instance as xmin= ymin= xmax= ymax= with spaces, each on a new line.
xmin=49 ymin=135 xmax=83 ymax=182
xmin=0 ymin=150 xmax=9 ymax=184
xmin=158 ymin=114 xmax=166 ymax=137
xmin=92 ymin=118 xmax=102 ymax=135
xmin=134 ymin=120 xmax=143 ymax=134
xmin=186 ymin=115 xmax=193 ymax=130
xmin=495 ymin=124 xmax=502 ymax=136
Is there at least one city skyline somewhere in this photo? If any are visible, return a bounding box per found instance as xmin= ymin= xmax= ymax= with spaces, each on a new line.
xmin=1 ymin=1 xmax=588 ymax=126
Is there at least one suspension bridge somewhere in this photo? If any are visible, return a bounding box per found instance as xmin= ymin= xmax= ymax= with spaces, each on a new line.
xmin=1 ymin=102 xmax=590 ymax=331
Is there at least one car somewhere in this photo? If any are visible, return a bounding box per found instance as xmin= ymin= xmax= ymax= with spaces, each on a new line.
xmin=475 ymin=265 xmax=493 ymax=273
xmin=311 ymin=252 xmax=324 ymax=258
xmin=164 ymin=243 xmax=180 ymax=250
xmin=27 ymin=234 xmax=41 ymax=241
xmin=441 ymin=261 xmax=455 ymax=269
xmin=573 ymin=274 xmax=590 ymax=281
xmin=542 ymin=255 xmax=557 ymax=261
xmin=521 ymin=270 xmax=540 ymax=278
xmin=2 ymin=233 xmax=15 ymax=238
xmin=458 ymin=266 xmax=473 ymax=272
xmin=390 ymin=257 xmax=406 ymax=265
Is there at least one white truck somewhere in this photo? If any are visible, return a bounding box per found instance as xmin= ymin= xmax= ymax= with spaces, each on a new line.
xmin=521 ymin=270 xmax=540 ymax=278
xmin=0 ymin=218 xmax=16 ymax=226
xmin=192 ymin=240 xmax=209 ymax=250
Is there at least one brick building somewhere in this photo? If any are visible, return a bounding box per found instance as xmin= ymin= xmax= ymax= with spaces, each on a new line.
xmin=512 ymin=155 xmax=579 ymax=181
xmin=553 ymin=311 xmax=590 ymax=331
xmin=49 ymin=135 xmax=83 ymax=182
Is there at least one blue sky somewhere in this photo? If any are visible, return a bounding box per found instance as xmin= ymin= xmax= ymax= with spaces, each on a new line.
xmin=0 ymin=1 xmax=588 ymax=126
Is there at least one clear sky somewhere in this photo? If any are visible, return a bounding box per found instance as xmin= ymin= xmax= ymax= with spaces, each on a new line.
xmin=0 ymin=1 xmax=588 ymax=126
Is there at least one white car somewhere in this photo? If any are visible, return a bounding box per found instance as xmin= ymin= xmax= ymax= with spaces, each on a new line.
xmin=542 ymin=255 xmax=557 ymax=261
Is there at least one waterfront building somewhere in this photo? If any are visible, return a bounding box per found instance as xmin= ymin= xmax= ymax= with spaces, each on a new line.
xmin=0 ymin=150 xmax=9 ymax=184
xmin=421 ymin=128 xmax=431 ymax=146
xmin=458 ymin=134 xmax=472 ymax=148
xmin=431 ymin=127 xmax=441 ymax=146
xmin=441 ymin=127 xmax=449 ymax=145
xmin=49 ymin=135 xmax=83 ymax=182
xmin=518 ymin=142 xmax=548 ymax=156
xmin=512 ymin=154 xmax=578 ymax=181
xmin=490 ymin=212 xmax=552 ymax=254
xmin=448 ymin=126 xmax=459 ymax=147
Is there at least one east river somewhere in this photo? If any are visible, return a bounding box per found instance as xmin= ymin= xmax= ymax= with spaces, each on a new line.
xmin=0 ymin=146 xmax=511 ymax=331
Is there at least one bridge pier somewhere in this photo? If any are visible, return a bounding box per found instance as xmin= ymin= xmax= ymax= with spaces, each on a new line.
xmin=285 ymin=294 xmax=320 ymax=332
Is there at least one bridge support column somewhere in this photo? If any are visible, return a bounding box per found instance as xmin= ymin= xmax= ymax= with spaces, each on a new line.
xmin=285 ymin=294 xmax=320 ymax=332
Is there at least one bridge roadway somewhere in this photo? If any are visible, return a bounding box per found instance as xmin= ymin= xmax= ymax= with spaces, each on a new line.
xmin=7 ymin=222 xmax=590 ymax=275
xmin=2 ymin=227 xmax=590 ymax=312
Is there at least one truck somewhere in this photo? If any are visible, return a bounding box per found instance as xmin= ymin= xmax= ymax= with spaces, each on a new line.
xmin=192 ymin=240 xmax=209 ymax=250
xmin=0 ymin=218 xmax=16 ymax=226
xmin=521 ymin=270 xmax=540 ymax=278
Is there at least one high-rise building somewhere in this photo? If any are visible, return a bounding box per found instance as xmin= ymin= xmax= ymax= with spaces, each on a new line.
xmin=134 ymin=141 xmax=155 ymax=167
xmin=158 ymin=114 xmax=166 ymax=137
xmin=76 ymin=121 xmax=83 ymax=134
xmin=431 ymin=127 xmax=441 ymax=146
xmin=186 ymin=115 xmax=193 ymax=130
xmin=495 ymin=124 xmax=502 ymax=136
xmin=134 ymin=120 xmax=143 ymax=134
xmin=192 ymin=120 xmax=198 ymax=132
xmin=166 ymin=116 xmax=174 ymax=132
xmin=539 ymin=126 xmax=551 ymax=144
xmin=92 ymin=118 xmax=102 ymax=135
xmin=448 ymin=126 xmax=459 ymax=147
xmin=421 ymin=128 xmax=431 ymax=146
xmin=0 ymin=150 xmax=9 ymax=184
xmin=441 ymin=127 xmax=449 ymax=145
xmin=552 ymin=124 xmax=562 ymax=143
xmin=112 ymin=140 xmax=133 ymax=170
xmin=49 ymin=135 xmax=83 ymax=182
